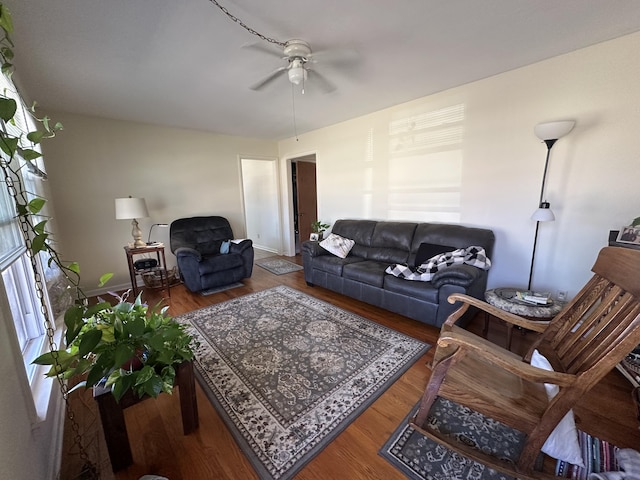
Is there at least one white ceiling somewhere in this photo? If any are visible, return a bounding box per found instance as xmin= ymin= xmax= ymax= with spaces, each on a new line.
xmin=5 ymin=0 xmax=640 ymax=140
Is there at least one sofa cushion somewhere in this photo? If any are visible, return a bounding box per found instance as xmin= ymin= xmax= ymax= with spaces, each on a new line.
xmin=409 ymin=223 xmax=495 ymax=266
xmin=331 ymin=220 xmax=377 ymax=247
xmin=415 ymin=242 xmax=454 ymax=267
xmin=383 ymin=275 xmax=440 ymax=303
xmin=343 ymin=260 xmax=389 ymax=287
xmin=312 ymin=255 xmax=364 ymax=276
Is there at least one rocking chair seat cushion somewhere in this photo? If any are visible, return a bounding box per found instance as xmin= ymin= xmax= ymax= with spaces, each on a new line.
xmin=530 ymin=350 xmax=584 ymax=467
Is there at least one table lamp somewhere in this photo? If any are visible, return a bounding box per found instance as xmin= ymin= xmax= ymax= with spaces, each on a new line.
xmin=147 ymin=223 xmax=168 ymax=245
xmin=115 ymin=196 xmax=149 ymax=247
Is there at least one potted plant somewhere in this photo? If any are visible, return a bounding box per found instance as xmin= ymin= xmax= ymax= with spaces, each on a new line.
xmin=33 ymin=288 xmax=196 ymax=401
xmin=310 ymin=220 xmax=331 ymax=241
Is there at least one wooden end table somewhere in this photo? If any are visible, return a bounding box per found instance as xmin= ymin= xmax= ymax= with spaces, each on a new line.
xmin=93 ymin=360 xmax=199 ymax=472
xmin=124 ymin=244 xmax=171 ymax=299
xmin=484 ymin=287 xmax=565 ymax=350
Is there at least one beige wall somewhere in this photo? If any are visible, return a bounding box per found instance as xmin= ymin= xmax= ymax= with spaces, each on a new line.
xmin=40 ymin=31 xmax=640 ymax=299
xmin=42 ymin=115 xmax=278 ymax=294
xmin=278 ymin=32 xmax=640 ymax=298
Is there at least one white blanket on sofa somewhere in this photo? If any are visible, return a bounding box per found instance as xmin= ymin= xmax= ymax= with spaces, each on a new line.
xmin=385 ymin=246 xmax=491 ymax=281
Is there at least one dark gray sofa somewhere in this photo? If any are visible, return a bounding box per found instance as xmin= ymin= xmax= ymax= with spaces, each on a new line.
xmin=302 ymin=219 xmax=495 ymax=328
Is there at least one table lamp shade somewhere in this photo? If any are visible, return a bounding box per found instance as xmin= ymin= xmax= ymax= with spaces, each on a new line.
xmin=115 ymin=197 xmax=149 ymax=247
xmin=115 ymin=197 xmax=149 ymax=220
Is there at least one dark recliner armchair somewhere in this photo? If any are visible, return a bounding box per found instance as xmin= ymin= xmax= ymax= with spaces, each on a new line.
xmin=169 ymin=216 xmax=254 ymax=293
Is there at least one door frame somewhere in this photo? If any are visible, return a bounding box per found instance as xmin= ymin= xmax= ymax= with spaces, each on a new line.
xmin=280 ymin=152 xmax=318 ymax=257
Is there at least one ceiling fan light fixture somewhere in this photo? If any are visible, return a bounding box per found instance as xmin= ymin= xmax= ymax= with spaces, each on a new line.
xmin=288 ymin=64 xmax=307 ymax=85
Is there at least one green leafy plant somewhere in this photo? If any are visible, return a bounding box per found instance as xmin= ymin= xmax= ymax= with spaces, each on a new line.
xmin=311 ymin=220 xmax=331 ymax=233
xmin=33 ymin=290 xmax=195 ymax=401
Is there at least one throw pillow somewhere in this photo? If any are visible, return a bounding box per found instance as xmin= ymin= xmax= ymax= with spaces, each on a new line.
xmin=220 ymin=239 xmax=230 ymax=254
xmin=415 ymin=242 xmax=454 ymax=266
xmin=530 ymin=349 xmax=585 ymax=467
xmin=319 ymin=233 xmax=355 ymax=259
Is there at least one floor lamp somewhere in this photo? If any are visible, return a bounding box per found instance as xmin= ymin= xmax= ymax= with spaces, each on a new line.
xmin=528 ymin=120 xmax=575 ymax=291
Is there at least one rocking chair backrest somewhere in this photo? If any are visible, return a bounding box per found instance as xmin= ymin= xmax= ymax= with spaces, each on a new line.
xmin=531 ymin=247 xmax=640 ymax=384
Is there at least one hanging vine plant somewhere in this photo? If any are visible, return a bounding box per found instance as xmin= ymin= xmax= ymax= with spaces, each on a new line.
xmin=0 ymin=4 xmax=196 ymax=477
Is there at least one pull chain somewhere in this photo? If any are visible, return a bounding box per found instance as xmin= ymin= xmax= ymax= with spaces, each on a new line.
xmin=291 ymin=83 xmax=299 ymax=141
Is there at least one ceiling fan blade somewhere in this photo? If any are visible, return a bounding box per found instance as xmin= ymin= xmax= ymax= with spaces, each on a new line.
xmin=250 ymin=66 xmax=287 ymax=91
xmin=307 ymin=48 xmax=360 ymax=68
xmin=242 ymin=42 xmax=284 ymax=59
xmin=307 ymin=69 xmax=336 ymax=94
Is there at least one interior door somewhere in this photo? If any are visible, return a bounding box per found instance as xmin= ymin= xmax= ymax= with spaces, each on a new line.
xmin=295 ymin=161 xmax=317 ymax=242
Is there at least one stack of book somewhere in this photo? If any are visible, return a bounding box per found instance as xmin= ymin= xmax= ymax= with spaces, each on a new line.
xmin=514 ymin=290 xmax=552 ymax=305
xmin=618 ymin=347 xmax=640 ymax=387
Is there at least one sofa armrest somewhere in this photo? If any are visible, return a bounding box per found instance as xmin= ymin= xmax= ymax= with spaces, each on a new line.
xmin=431 ymin=264 xmax=481 ymax=288
xmin=302 ymin=240 xmax=329 ymax=258
xmin=175 ymin=247 xmax=202 ymax=261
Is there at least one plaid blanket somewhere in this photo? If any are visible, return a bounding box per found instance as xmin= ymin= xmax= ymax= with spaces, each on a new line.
xmin=385 ymin=246 xmax=491 ymax=282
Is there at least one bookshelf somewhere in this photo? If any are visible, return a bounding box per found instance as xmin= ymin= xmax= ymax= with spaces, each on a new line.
xmin=609 ymin=230 xmax=640 ymax=388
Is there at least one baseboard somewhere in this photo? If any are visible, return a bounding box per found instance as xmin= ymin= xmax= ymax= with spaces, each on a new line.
xmin=84 ymin=281 xmax=133 ymax=299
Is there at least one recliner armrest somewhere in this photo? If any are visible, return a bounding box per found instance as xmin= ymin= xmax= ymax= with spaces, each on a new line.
xmin=431 ymin=264 xmax=481 ymax=288
xmin=175 ymin=247 xmax=202 ymax=261
xmin=229 ymin=239 xmax=253 ymax=254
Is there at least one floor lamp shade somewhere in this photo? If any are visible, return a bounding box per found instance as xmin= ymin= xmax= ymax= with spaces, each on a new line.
xmin=534 ymin=121 xmax=575 ymax=141
xmin=531 ymin=202 xmax=555 ymax=222
xmin=115 ymin=197 xmax=149 ymax=247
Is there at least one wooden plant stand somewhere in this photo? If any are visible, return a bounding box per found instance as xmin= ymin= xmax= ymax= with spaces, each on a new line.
xmin=93 ymin=360 xmax=199 ymax=472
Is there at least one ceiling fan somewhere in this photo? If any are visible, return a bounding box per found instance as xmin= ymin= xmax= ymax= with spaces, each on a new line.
xmin=247 ymin=39 xmax=339 ymax=93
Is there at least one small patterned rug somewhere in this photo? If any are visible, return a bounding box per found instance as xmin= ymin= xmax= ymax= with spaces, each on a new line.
xmin=380 ymin=399 xmax=522 ymax=480
xmin=381 ymin=400 xmax=620 ymax=480
xmin=177 ymin=286 xmax=429 ymax=480
xmin=256 ymin=258 xmax=303 ymax=275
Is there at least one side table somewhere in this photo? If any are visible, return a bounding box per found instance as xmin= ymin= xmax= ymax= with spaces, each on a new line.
xmin=94 ymin=360 xmax=199 ymax=472
xmin=484 ymin=287 xmax=565 ymax=350
xmin=124 ymin=244 xmax=171 ymax=299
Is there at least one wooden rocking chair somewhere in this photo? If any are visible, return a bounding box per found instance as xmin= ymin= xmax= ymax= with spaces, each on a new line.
xmin=410 ymin=246 xmax=640 ymax=479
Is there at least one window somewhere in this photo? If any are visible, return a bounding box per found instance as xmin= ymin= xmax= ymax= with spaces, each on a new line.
xmin=1 ymin=72 xmax=60 ymax=421
xmin=1 ymin=250 xmax=47 ymax=382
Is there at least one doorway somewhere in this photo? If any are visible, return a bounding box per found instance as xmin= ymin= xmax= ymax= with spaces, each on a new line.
xmin=291 ymin=154 xmax=317 ymax=253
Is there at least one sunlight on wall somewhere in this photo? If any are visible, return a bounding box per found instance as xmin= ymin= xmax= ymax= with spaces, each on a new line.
xmin=387 ymin=104 xmax=464 ymax=222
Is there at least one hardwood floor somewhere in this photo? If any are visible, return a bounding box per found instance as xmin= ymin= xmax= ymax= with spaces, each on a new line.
xmin=59 ymin=254 xmax=640 ymax=480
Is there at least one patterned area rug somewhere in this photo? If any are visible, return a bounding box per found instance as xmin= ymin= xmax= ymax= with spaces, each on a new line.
xmin=256 ymin=258 xmax=303 ymax=275
xmin=381 ymin=400 xmax=621 ymax=480
xmin=177 ymin=286 xmax=429 ymax=480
